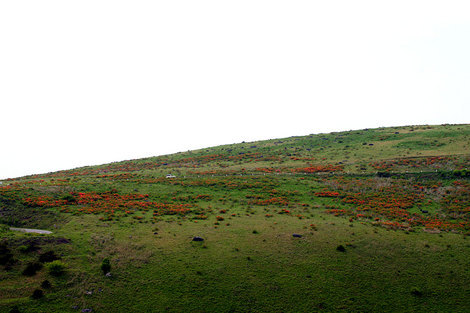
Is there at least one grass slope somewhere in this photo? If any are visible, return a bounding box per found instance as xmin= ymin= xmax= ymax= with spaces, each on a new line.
xmin=1 ymin=124 xmax=470 ymax=312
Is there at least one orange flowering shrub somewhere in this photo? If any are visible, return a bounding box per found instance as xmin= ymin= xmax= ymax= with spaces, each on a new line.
xmin=23 ymin=191 xmax=195 ymax=220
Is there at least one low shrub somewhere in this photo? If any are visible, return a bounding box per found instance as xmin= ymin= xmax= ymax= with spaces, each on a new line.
xmin=377 ymin=172 xmax=391 ymax=178
xmin=452 ymin=169 xmax=469 ymax=178
xmin=39 ymin=251 xmax=60 ymax=263
xmin=18 ymin=245 xmax=29 ymax=253
xmin=46 ymin=260 xmax=66 ymax=277
xmin=410 ymin=287 xmax=423 ymax=297
xmin=22 ymin=262 xmax=43 ymax=276
xmin=101 ymin=258 xmax=111 ymax=275
xmin=41 ymin=280 xmax=52 ymax=289
xmin=9 ymin=305 xmax=21 ymax=313
xmin=31 ymin=289 xmax=43 ymax=299
xmin=60 ymin=194 xmax=77 ymax=203
xmin=0 ymin=242 xmax=14 ymax=266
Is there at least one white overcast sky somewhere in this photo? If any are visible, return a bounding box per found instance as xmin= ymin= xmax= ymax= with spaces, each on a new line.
xmin=1 ymin=1 xmax=469 ymax=179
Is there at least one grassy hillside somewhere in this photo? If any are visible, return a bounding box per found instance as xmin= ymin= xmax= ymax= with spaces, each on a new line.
xmin=1 ymin=124 xmax=470 ymax=312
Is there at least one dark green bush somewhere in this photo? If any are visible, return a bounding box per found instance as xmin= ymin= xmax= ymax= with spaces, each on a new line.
xmin=60 ymin=194 xmax=76 ymax=203
xmin=39 ymin=251 xmax=60 ymax=263
xmin=0 ymin=242 xmax=14 ymax=266
xmin=101 ymin=258 xmax=111 ymax=274
xmin=41 ymin=280 xmax=52 ymax=289
xmin=22 ymin=262 xmax=43 ymax=276
xmin=453 ymin=169 xmax=469 ymax=178
xmin=376 ymin=171 xmax=391 ymax=178
xmin=9 ymin=305 xmax=21 ymax=313
xmin=31 ymin=289 xmax=43 ymax=299
xmin=410 ymin=287 xmax=423 ymax=297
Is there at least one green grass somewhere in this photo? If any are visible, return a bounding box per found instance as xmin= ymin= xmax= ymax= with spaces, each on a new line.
xmin=1 ymin=124 xmax=470 ymax=312
xmin=4 ymin=214 xmax=469 ymax=312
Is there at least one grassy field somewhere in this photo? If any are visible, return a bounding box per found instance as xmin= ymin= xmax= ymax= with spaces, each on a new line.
xmin=1 ymin=124 xmax=470 ymax=312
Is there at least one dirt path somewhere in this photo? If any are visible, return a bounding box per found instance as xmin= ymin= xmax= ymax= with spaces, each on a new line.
xmin=9 ymin=227 xmax=53 ymax=234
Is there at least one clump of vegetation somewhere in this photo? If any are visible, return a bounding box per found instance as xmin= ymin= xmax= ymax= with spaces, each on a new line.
xmin=410 ymin=287 xmax=423 ymax=297
xmin=17 ymin=242 xmax=38 ymax=254
xmin=39 ymin=251 xmax=60 ymax=263
xmin=18 ymin=245 xmax=29 ymax=253
xmin=101 ymin=258 xmax=111 ymax=275
xmin=336 ymin=245 xmax=346 ymax=252
xmin=377 ymin=172 xmax=392 ymax=178
xmin=9 ymin=305 xmax=21 ymax=313
xmin=22 ymin=262 xmax=43 ymax=276
xmin=452 ymin=169 xmax=470 ymax=178
xmin=31 ymin=289 xmax=44 ymax=299
xmin=0 ymin=242 xmax=14 ymax=267
xmin=41 ymin=280 xmax=52 ymax=289
xmin=46 ymin=260 xmax=66 ymax=277
xmin=60 ymin=194 xmax=77 ymax=203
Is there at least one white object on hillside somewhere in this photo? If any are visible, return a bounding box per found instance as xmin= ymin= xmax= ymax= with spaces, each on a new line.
xmin=10 ymin=227 xmax=52 ymax=234
xmin=166 ymin=174 xmax=176 ymax=178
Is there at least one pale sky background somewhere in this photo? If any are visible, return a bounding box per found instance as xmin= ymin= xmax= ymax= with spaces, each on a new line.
xmin=1 ymin=1 xmax=469 ymax=179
